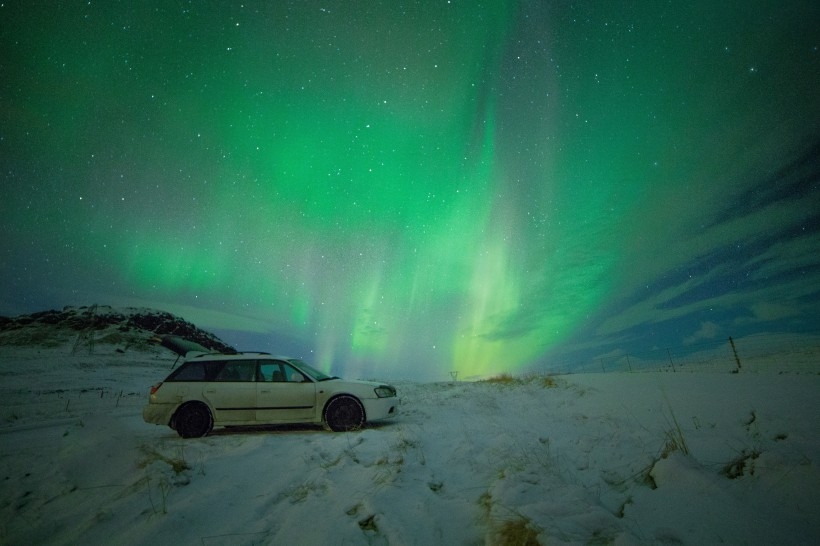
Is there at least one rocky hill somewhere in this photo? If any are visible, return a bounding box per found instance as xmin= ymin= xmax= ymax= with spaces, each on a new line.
xmin=0 ymin=305 xmax=234 ymax=354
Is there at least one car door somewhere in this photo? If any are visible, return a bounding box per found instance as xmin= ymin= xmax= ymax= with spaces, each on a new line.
xmin=203 ymin=360 xmax=258 ymax=422
xmin=256 ymin=360 xmax=317 ymax=423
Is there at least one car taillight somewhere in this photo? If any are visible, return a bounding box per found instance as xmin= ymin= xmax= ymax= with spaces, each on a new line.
xmin=149 ymin=383 xmax=163 ymax=395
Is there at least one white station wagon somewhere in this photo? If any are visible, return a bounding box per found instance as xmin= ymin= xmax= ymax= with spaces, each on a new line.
xmin=143 ymin=336 xmax=399 ymax=438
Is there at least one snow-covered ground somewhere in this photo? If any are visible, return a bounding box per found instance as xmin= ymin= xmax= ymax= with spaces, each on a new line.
xmin=1 ymin=343 xmax=818 ymax=545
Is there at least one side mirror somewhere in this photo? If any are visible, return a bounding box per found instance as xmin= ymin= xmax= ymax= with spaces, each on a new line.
xmin=291 ymin=372 xmax=306 ymax=383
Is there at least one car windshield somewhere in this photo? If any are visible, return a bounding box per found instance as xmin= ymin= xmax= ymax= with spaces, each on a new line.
xmin=289 ymin=359 xmax=337 ymax=381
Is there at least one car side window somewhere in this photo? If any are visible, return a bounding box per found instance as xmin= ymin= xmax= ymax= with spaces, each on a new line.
xmin=214 ymin=361 xmax=256 ymax=382
xmin=283 ymin=363 xmax=307 ymax=383
xmin=258 ymin=361 xmax=286 ymax=382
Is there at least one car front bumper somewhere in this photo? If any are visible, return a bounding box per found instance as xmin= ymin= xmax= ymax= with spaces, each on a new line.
xmin=362 ymin=396 xmax=400 ymax=422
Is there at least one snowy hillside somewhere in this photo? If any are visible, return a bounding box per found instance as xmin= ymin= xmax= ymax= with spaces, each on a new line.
xmin=0 ymin=305 xmax=234 ymax=354
xmin=0 ymin=332 xmax=818 ymax=544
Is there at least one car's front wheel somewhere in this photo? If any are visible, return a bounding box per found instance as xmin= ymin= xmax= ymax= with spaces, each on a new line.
xmin=174 ymin=402 xmax=213 ymax=438
xmin=324 ymin=395 xmax=365 ymax=432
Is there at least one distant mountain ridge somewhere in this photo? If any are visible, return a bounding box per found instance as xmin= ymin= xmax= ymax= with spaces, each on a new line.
xmin=0 ymin=305 xmax=234 ymax=353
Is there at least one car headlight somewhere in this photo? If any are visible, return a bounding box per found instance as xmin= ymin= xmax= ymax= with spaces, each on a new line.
xmin=374 ymin=385 xmax=396 ymax=398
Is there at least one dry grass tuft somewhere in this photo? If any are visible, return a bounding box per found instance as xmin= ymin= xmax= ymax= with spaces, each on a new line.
xmin=496 ymin=518 xmax=540 ymax=545
xmin=531 ymin=375 xmax=559 ymax=388
xmin=138 ymin=446 xmax=191 ymax=474
xmin=660 ymin=399 xmax=689 ymax=458
xmin=482 ymin=373 xmax=560 ymax=388
xmin=483 ymin=373 xmax=519 ymax=384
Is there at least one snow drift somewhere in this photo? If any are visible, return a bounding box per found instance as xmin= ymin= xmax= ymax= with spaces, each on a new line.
xmin=0 ymin=310 xmax=818 ymax=544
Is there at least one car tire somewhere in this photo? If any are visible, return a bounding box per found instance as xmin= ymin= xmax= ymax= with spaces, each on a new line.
xmin=324 ymin=395 xmax=365 ymax=432
xmin=174 ymin=402 xmax=213 ymax=438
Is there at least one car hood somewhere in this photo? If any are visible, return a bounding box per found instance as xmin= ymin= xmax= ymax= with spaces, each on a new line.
xmin=322 ymin=378 xmax=397 ymax=397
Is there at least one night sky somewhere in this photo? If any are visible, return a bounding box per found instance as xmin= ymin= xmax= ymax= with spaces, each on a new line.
xmin=2 ymin=1 xmax=819 ymax=380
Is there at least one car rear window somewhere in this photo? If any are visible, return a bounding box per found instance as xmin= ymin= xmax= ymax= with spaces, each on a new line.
xmin=166 ymin=360 xmax=226 ymax=382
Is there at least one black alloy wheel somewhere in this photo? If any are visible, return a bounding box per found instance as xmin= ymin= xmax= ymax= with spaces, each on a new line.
xmin=175 ymin=403 xmax=213 ymax=438
xmin=324 ymin=395 xmax=365 ymax=432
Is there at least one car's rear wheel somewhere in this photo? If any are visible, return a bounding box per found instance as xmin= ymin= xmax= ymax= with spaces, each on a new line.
xmin=324 ymin=395 xmax=365 ymax=432
xmin=174 ymin=402 xmax=213 ymax=438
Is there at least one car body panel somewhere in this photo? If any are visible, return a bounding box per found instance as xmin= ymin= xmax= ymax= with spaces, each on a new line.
xmin=142 ymin=401 xmax=177 ymax=426
xmin=205 ymin=381 xmax=257 ymax=422
xmin=256 ymin=381 xmax=317 ymax=422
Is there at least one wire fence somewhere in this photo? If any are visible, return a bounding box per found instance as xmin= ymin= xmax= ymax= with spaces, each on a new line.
xmin=0 ymin=387 xmax=145 ymax=425
xmin=544 ymin=334 xmax=820 ymax=375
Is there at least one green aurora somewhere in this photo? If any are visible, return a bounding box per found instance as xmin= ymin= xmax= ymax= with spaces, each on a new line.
xmin=2 ymin=1 xmax=819 ymax=379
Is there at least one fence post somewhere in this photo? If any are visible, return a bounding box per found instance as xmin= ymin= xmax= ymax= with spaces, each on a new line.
xmin=667 ymin=348 xmax=676 ymax=372
xmin=729 ymin=336 xmax=742 ymax=373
